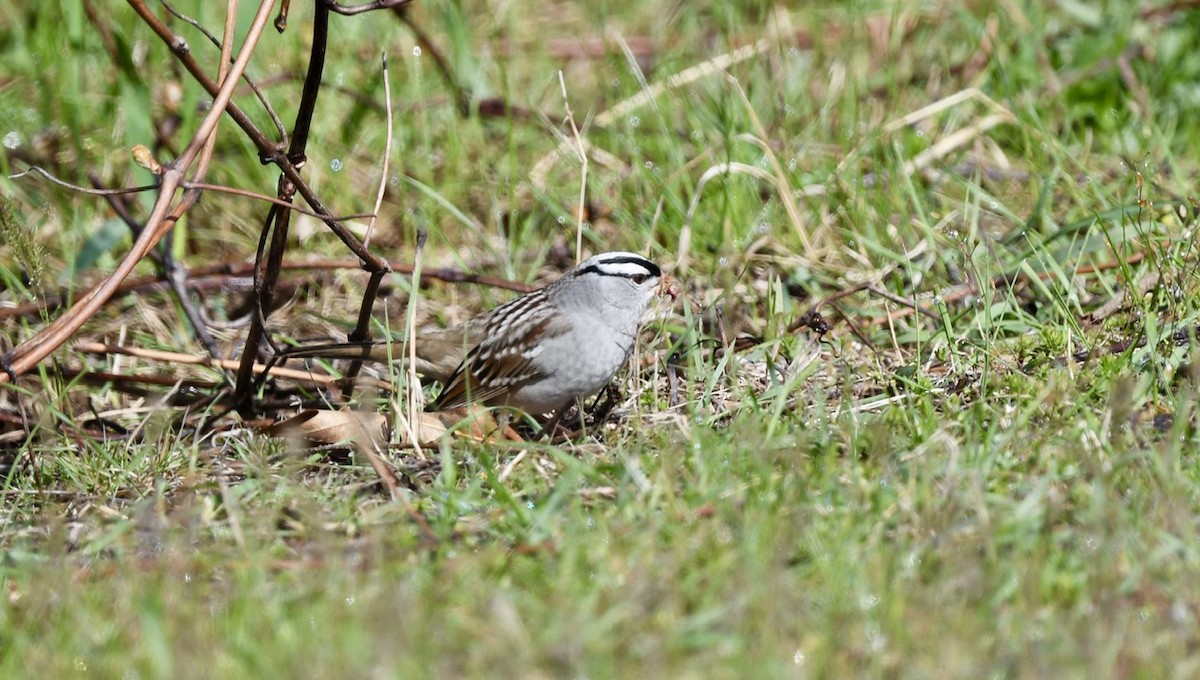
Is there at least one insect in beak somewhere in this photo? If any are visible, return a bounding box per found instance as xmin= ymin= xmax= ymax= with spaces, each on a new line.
xmin=659 ymin=274 xmax=680 ymax=302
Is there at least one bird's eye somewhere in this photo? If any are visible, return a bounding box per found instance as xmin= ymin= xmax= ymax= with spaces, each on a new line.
xmin=630 ymin=274 xmax=648 ymax=285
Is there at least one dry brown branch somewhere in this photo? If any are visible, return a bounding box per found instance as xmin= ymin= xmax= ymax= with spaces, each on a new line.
xmin=159 ymin=0 xmax=288 ymax=140
xmin=1 ymin=0 xmax=278 ymax=384
xmin=74 ymin=341 xmax=392 ymax=390
xmin=57 ymin=367 xmax=220 ymax=392
xmin=0 ymin=257 xmax=535 ymax=322
xmin=230 ymin=0 xmax=396 ymax=414
xmin=127 ymin=1 xmax=389 ymax=270
xmin=13 ymin=166 xmax=379 ymax=222
xmin=82 ymin=1 xmax=121 ymax=67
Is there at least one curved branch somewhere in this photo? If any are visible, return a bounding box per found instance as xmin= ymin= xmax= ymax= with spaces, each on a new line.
xmin=160 ymin=0 xmax=288 ymax=142
xmin=0 ymin=0 xmax=279 ymax=383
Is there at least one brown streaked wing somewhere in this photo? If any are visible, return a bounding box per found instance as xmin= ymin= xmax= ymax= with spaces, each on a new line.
xmin=428 ymin=303 xmax=570 ymax=411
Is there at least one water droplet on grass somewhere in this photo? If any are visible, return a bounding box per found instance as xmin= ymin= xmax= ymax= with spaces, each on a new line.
xmin=330 ymin=158 xmax=343 ymax=172
xmin=413 ymin=46 xmax=422 ymax=57
xmin=3 ymin=131 xmax=20 ymax=149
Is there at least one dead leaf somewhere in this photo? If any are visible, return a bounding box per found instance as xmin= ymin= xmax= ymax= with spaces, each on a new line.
xmin=266 ymin=406 xmax=519 ymax=452
xmin=266 ymin=409 xmax=390 ymax=449
xmin=266 ymin=409 xmax=400 ymax=498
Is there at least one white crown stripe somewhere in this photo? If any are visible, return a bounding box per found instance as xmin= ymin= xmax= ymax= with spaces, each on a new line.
xmin=592 ymin=261 xmax=656 ymax=278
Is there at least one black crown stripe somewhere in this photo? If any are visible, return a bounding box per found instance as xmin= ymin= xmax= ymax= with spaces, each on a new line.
xmin=578 ymin=256 xmax=661 ymax=279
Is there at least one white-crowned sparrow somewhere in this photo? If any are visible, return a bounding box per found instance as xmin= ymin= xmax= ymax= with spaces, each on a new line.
xmin=283 ymin=252 xmax=670 ymax=416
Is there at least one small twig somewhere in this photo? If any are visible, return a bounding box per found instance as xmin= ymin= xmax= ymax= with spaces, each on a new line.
xmin=827 ymin=302 xmax=874 ymax=351
xmin=57 ymin=366 xmax=219 ymax=393
xmin=170 ymin=0 xmax=239 ymax=360
xmin=87 ymin=173 xmax=160 ymax=266
xmin=13 ymin=167 xmax=375 ymax=222
xmin=498 ymin=450 xmax=527 ymax=481
xmin=803 ymin=282 xmax=869 ymax=318
xmin=132 ymin=0 xmax=388 ymax=273
xmin=180 ymin=182 xmax=378 ymax=221
xmin=199 ymin=0 xmax=239 ymax=184
xmin=302 ymin=19 xmax=392 ymax=404
xmin=241 ymin=202 xmax=292 ymax=404
xmin=0 ymin=257 xmax=537 ymax=322
xmin=341 ymin=266 xmax=389 ymax=388
xmin=75 ymin=341 xmax=391 ymax=389
xmin=160 ymin=0 xmax=288 ymax=142
xmin=9 ymin=167 xmax=157 ymax=195
xmin=238 ymin=0 xmax=391 ymax=413
xmin=866 ymin=285 xmax=942 ymax=322
xmin=359 ymin=440 xmax=404 ymax=500
xmin=82 ymin=0 xmax=122 ymax=68
xmin=164 ymin=256 xmax=222 ymax=357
